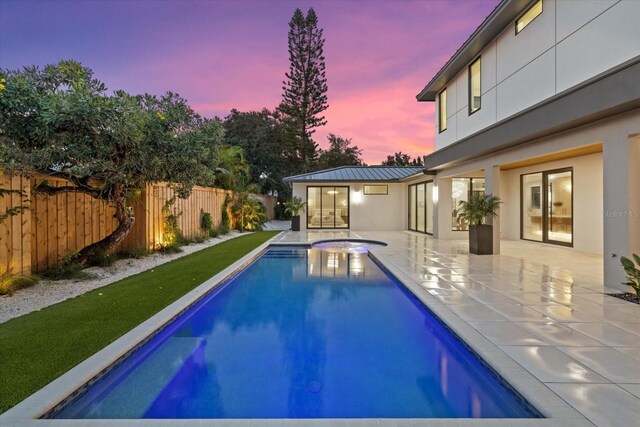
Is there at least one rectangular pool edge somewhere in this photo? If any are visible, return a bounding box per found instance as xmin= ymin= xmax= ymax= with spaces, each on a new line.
xmin=1 ymin=237 xmax=589 ymax=426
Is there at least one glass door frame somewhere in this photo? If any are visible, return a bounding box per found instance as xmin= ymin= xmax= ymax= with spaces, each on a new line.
xmin=408 ymin=180 xmax=434 ymax=235
xmin=306 ymin=186 xmax=350 ymax=229
xmin=520 ymin=167 xmax=573 ymax=247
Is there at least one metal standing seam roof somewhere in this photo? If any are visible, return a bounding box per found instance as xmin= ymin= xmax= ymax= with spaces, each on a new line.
xmin=283 ymin=166 xmax=424 ymax=183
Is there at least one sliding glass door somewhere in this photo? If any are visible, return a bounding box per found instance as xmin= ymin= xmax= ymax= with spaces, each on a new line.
xmin=521 ymin=168 xmax=573 ymax=246
xmin=408 ymin=181 xmax=434 ymax=235
xmin=307 ymin=186 xmax=349 ymax=229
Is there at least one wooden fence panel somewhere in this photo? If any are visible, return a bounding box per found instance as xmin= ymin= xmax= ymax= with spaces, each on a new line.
xmin=1 ymin=173 xmax=240 ymax=274
xmin=0 ymin=174 xmax=31 ymax=274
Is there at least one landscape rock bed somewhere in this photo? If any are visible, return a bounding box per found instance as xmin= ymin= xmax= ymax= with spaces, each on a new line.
xmin=0 ymin=232 xmax=244 ymax=323
xmin=607 ymin=292 xmax=640 ymax=305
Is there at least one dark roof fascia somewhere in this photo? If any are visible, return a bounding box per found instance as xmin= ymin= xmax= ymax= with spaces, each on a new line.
xmin=422 ymin=56 xmax=640 ymax=170
xmin=285 ymin=179 xmax=409 ymax=184
xmin=283 ymin=166 xmax=423 ymax=183
xmin=416 ymin=0 xmax=536 ymax=102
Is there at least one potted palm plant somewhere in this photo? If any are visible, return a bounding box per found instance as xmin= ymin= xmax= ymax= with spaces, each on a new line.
xmin=284 ymin=196 xmax=306 ymax=231
xmin=456 ymin=193 xmax=501 ymax=255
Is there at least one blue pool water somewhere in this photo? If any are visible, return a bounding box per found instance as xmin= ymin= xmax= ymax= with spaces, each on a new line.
xmin=53 ymin=246 xmax=540 ymax=419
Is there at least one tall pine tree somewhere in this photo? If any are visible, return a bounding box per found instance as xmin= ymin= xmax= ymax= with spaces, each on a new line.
xmin=280 ymin=8 xmax=328 ymax=173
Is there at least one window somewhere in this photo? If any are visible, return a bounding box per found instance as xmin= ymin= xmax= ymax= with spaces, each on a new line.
xmin=516 ymin=0 xmax=542 ymax=34
xmin=364 ymin=185 xmax=388 ymax=195
xmin=452 ymin=177 xmax=485 ymax=231
xmin=438 ymin=88 xmax=447 ymax=132
xmin=469 ymin=57 xmax=481 ymax=114
xmin=408 ymin=181 xmax=434 ymax=235
xmin=307 ymin=186 xmax=349 ymax=229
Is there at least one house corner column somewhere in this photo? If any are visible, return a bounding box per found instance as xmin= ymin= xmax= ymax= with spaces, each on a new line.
xmin=603 ymin=135 xmax=635 ymax=291
xmin=484 ymin=165 xmax=501 ymax=255
xmin=435 ymin=177 xmax=452 ymax=239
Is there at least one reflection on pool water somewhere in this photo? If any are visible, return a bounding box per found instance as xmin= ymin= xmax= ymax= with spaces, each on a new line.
xmin=53 ymin=246 xmax=540 ymax=419
xmin=310 ymin=239 xmax=386 ymax=254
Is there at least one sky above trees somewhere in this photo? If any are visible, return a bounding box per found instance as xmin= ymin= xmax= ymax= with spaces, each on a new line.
xmin=0 ymin=0 xmax=499 ymax=164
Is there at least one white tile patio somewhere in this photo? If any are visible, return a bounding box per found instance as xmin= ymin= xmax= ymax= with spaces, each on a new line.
xmin=271 ymin=230 xmax=640 ymax=427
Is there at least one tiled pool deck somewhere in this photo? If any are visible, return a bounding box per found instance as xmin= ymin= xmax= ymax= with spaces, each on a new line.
xmin=2 ymin=231 xmax=638 ymax=427
xmin=272 ymin=231 xmax=640 ymax=427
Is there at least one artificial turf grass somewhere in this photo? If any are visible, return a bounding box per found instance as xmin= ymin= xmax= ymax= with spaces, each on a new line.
xmin=0 ymin=231 xmax=279 ymax=414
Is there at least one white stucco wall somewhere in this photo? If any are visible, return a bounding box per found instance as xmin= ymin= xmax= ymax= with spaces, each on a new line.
xmin=291 ymin=182 xmax=408 ymax=231
xmin=434 ymin=0 xmax=640 ymax=150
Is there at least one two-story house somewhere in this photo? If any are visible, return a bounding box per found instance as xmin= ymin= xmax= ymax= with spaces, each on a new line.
xmin=285 ymin=0 xmax=639 ymax=291
xmin=415 ymin=0 xmax=639 ymax=289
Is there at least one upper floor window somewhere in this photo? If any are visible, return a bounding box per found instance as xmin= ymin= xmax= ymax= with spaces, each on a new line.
xmin=516 ymin=0 xmax=542 ymax=34
xmin=438 ymin=88 xmax=447 ymax=132
xmin=469 ymin=57 xmax=481 ymax=114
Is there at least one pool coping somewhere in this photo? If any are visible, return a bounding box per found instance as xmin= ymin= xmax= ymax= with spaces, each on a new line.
xmin=0 ymin=236 xmax=594 ymax=427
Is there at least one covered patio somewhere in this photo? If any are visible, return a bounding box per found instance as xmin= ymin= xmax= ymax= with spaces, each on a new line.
xmin=272 ymin=230 xmax=640 ymax=427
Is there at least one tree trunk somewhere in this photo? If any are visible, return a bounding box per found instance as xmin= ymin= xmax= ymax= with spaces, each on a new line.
xmin=76 ymin=195 xmax=135 ymax=264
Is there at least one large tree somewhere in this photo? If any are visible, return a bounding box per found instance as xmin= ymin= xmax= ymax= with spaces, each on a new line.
xmin=0 ymin=61 xmax=223 ymax=263
xmin=381 ymin=152 xmax=424 ymax=166
xmin=316 ymin=134 xmax=364 ymax=170
xmin=279 ymin=8 xmax=328 ymax=172
xmin=222 ymin=108 xmax=293 ymax=197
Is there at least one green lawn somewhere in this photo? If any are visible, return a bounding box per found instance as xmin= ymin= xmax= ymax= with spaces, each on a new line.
xmin=0 ymin=231 xmax=279 ymax=414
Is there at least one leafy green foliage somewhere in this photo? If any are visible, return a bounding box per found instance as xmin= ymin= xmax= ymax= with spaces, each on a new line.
xmin=316 ymin=134 xmax=364 ymax=169
xmin=118 ymin=247 xmax=152 ymax=259
xmin=621 ymin=254 xmax=640 ymax=298
xmin=214 ymin=144 xmax=250 ymax=190
xmin=200 ymin=209 xmax=213 ymax=233
xmin=161 ymin=197 xmax=183 ymax=247
xmin=456 ymin=193 xmax=502 ymax=226
xmin=284 ymin=196 xmax=307 ymax=216
xmin=0 ymin=61 xmax=224 ymax=261
xmin=381 ymin=152 xmax=424 ymax=166
xmin=0 ymin=271 xmax=38 ymax=296
xmin=231 ymin=190 xmax=268 ymax=232
xmin=89 ymin=248 xmax=115 ymax=267
xmin=0 ymin=232 xmax=279 ymax=413
xmin=220 ymin=197 xmax=231 ymax=234
xmin=279 ymin=8 xmax=328 ymax=171
xmin=40 ymin=253 xmax=93 ymax=281
xmin=222 ymin=109 xmax=294 ymax=197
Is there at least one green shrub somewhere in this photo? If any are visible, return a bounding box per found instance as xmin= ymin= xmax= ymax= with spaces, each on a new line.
xmin=118 ymin=247 xmax=152 ymax=259
xmin=158 ymin=243 xmax=183 ymax=254
xmin=40 ymin=253 xmax=92 ymax=281
xmin=232 ymin=196 xmax=268 ymax=232
xmin=219 ymin=197 xmax=231 ymax=234
xmin=621 ymin=254 xmax=640 ymax=298
xmin=89 ymin=248 xmax=115 ymax=267
xmin=0 ymin=271 xmax=38 ymax=296
xmin=200 ymin=210 xmax=213 ymax=233
xmin=161 ymin=197 xmax=183 ymax=247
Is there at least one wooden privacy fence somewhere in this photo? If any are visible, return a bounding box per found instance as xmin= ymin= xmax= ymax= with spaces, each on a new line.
xmin=1 ymin=173 xmax=276 ymax=275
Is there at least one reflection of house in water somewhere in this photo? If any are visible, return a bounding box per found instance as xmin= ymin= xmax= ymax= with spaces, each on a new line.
xmin=299 ymin=249 xmax=387 ymax=281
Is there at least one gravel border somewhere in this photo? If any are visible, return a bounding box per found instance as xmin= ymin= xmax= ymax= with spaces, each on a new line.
xmin=0 ymin=231 xmax=247 ymax=324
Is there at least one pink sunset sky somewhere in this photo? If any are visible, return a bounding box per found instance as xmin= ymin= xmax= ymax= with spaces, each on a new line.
xmin=0 ymin=0 xmax=499 ymax=164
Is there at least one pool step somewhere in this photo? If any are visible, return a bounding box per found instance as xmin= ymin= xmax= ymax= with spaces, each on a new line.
xmin=263 ymin=249 xmax=308 ymax=259
xmin=84 ymin=337 xmax=204 ymax=418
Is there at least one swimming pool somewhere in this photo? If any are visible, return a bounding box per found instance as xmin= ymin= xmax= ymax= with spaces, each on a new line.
xmin=51 ymin=246 xmax=540 ymax=419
